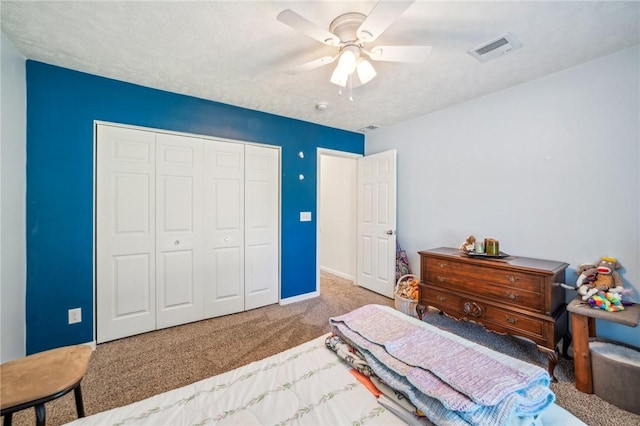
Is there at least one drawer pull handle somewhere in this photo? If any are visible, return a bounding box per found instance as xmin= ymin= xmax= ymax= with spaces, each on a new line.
xmin=437 ymin=262 xmax=446 ymax=269
xmin=506 ymin=316 xmax=518 ymax=324
xmin=437 ymin=296 xmax=446 ymax=302
xmin=506 ymin=275 xmax=520 ymax=283
xmin=463 ymin=301 xmax=482 ymax=318
xmin=505 ymin=292 xmax=520 ymax=300
xmin=436 ymin=276 xmax=447 ymax=283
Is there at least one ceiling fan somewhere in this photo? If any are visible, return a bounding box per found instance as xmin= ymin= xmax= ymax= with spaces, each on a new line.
xmin=277 ymin=0 xmax=432 ymax=90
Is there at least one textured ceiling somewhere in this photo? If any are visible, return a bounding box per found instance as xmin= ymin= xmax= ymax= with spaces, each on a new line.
xmin=2 ymin=1 xmax=639 ymax=133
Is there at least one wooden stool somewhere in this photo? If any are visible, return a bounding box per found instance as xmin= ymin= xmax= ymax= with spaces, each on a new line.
xmin=566 ymin=297 xmax=640 ymax=393
xmin=0 ymin=345 xmax=92 ymax=426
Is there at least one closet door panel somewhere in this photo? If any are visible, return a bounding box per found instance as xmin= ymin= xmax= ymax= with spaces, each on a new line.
xmin=161 ymin=251 xmax=195 ymax=306
xmin=245 ymin=145 xmax=279 ymax=310
xmin=203 ymin=141 xmax=245 ymax=318
xmin=96 ymin=125 xmax=156 ymax=343
xmin=156 ymin=134 xmax=204 ymax=329
xmin=208 ymin=246 xmax=242 ymax=298
xmin=113 ymin=254 xmax=152 ymax=316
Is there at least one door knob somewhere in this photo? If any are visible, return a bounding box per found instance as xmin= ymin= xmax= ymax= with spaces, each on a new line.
xmin=386 ymin=230 xmax=394 ymax=235
xmin=174 ymin=240 xmax=180 ymax=246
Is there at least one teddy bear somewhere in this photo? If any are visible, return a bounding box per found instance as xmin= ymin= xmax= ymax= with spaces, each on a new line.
xmin=459 ymin=235 xmax=476 ymax=253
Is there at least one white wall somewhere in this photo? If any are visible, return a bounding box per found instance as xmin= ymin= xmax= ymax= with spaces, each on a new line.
xmin=319 ymin=154 xmax=357 ymax=280
xmin=366 ymin=46 xmax=640 ymax=347
xmin=1 ymin=32 xmax=27 ymax=362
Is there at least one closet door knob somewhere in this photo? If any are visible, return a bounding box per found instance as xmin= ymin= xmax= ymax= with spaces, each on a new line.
xmin=224 ymin=237 xmax=231 ymax=242
xmin=174 ymin=240 xmax=180 ymax=246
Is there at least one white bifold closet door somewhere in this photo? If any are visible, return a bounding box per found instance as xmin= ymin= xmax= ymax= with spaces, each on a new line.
xmin=244 ymin=145 xmax=279 ymax=309
xmin=96 ymin=124 xmax=279 ymax=343
xmin=96 ymin=126 xmax=158 ymax=343
xmin=155 ymin=133 xmax=204 ymax=329
xmin=201 ymin=143 xmax=280 ymax=315
xmin=203 ymin=141 xmax=245 ymax=317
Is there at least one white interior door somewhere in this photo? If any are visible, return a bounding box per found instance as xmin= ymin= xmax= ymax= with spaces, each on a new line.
xmin=96 ymin=125 xmax=157 ymax=343
xmin=357 ymin=150 xmax=397 ymax=298
xmin=244 ymin=145 xmax=279 ymax=309
xmin=155 ymin=133 xmax=204 ymax=329
xmin=203 ymin=141 xmax=245 ymax=318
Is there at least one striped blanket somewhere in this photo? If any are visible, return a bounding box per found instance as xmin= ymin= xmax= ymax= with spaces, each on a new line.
xmin=329 ymin=304 xmax=555 ymax=426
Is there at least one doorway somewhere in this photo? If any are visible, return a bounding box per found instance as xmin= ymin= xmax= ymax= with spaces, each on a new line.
xmin=317 ymin=149 xmax=360 ymax=293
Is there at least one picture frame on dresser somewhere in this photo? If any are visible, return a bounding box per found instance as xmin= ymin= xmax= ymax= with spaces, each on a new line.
xmin=416 ymin=247 xmax=572 ymax=382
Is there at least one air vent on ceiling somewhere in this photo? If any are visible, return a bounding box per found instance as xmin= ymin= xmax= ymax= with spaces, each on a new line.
xmin=468 ymin=33 xmax=521 ymax=63
xmin=358 ymin=125 xmax=379 ymax=133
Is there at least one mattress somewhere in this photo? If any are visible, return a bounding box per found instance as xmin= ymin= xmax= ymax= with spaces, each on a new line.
xmin=65 ymin=333 xmax=585 ymax=426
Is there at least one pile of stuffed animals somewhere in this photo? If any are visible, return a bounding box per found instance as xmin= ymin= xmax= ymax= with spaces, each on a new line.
xmin=574 ymin=256 xmax=627 ymax=312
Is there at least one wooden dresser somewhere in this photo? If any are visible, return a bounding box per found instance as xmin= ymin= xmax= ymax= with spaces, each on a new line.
xmin=417 ymin=247 xmax=570 ymax=381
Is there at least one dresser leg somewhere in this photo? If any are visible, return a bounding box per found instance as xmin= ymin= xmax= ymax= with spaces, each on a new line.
xmin=537 ymin=345 xmax=559 ymax=383
xmin=562 ymin=332 xmax=573 ymax=360
xmin=416 ymin=304 xmax=426 ymax=320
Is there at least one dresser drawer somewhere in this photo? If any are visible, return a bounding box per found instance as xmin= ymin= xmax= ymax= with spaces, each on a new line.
xmin=458 ymin=297 xmax=546 ymax=342
xmin=480 ymin=303 xmax=544 ymax=339
xmin=424 ymin=257 xmax=543 ymax=293
xmin=420 ymin=284 xmax=462 ymax=312
xmin=425 ymin=271 xmax=542 ymax=312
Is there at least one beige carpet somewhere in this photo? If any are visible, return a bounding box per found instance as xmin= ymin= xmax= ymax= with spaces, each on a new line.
xmin=5 ymin=272 xmax=639 ymax=425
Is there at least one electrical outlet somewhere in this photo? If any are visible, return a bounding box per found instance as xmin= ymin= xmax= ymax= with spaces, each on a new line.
xmin=68 ymin=308 xmax=82 ymax=324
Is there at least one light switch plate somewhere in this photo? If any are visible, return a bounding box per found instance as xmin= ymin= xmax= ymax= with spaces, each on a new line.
xmin=300 ymin=212 xmax=312 ymax=222
xmin=68 ymin=308 xmax=82 ymax=324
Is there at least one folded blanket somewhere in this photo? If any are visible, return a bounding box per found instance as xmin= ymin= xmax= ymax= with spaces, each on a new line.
xmin=329 ymin=304 xmax=555 ymax=426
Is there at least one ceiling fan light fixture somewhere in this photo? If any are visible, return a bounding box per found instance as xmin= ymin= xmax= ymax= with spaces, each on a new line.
xmin=356 ymin=58 xmax=377 ymax=84
xmin=330 ymin=67 xmax=349 ymax=87
xmin=336 ymin=48 xmax=358 ymax=75
xmin=331 ymin=46 xmax=361 ymax=87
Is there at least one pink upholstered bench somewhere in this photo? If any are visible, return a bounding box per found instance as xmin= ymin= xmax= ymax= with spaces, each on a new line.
xmin=0 ymin=345 xmax=92 ymax=426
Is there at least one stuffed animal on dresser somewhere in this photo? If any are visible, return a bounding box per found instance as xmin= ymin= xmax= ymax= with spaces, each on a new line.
xmin=459 ymin=235 xmax=476 ymax=253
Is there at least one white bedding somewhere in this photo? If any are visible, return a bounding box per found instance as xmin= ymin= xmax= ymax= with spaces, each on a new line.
xmin=66 ymin=334 xmax=586 ymax=426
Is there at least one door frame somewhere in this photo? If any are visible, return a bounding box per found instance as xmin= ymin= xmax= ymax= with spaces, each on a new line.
xmin=316 ymin=148 xmax=362 ymax=294
xmin=93 ymin=120 xmax=282 ymax=345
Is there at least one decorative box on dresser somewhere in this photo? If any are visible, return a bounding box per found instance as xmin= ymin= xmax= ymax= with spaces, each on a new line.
xmin=416 ymin=247 xmax=570 ymax=382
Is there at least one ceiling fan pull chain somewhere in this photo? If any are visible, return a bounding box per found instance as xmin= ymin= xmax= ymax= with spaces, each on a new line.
xmin=348 ymin=75 xmax=354 ymax=102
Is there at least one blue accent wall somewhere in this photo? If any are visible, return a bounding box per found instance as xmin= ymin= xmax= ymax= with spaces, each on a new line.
xmin=26 ymin=60 xmax=363 ymax=354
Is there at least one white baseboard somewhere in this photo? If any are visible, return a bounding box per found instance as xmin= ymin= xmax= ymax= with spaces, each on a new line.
xmin=280 ymin=290 xmax=319 ymax=305
xmin=319 ymin=266 xmax=354 ymax=281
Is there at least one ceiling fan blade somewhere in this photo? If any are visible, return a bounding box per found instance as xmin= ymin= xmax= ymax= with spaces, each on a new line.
xmin=284 ymin=55 xmax=338 ymax=75
xmin=356 ymin=0 xmax=414 ymax=43
xmin=367 ymin=45 xmax=432 ymax=63
xmin=277 ymin=9 xmax=340 ymax=46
